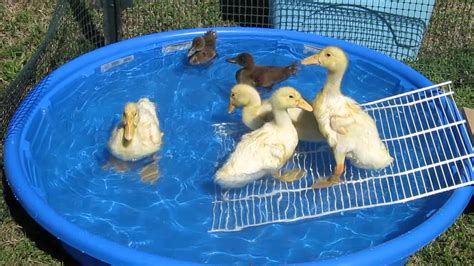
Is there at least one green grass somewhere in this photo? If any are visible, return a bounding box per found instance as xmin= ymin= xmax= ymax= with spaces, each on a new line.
xmin=0 ymin=1 xmax=55 ymax=91
xmin=122 ymin=0 xmax=236 ymax=39
xmin=407 ymin=212 xmax=474 ymax=265
xmin=0 ymin=177 xmax=71 ymax=264
xmin=0 ymin=0 xmax=472 ymax=264
xmin=0 ymin=1 xmax=65 ymax=264
xmin=407 ymin=49 xmax=474 ymax=108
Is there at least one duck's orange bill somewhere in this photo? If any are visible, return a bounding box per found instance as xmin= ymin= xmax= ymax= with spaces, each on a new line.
xmin=124 ymin=119 xmax=135 ymax=141
xmin=228 ymin=102 xmax=236 ymax=113
xmin=297 ymin=99 xmax=313 ymax=112
xmin=301 ymin=54 xmax=321 ymax=65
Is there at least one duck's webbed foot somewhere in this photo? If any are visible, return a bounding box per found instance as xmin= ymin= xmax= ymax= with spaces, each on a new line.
xmin=140 ymin=161 xmax=160 ymax=184
xmin=312 ymin=153 xmax=345 ymax=189
xmin=102 ymin=157 xmax=130 ymax=172
xmin=311 ymin=174 xmax=341 ymax=188
xmin=272 ymin=169 xmax=307 ymax=182
xmin=330 ymin=115 xmax=354 ymax=135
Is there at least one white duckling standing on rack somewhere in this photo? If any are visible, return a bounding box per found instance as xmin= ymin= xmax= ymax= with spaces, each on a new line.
xmin=215 ymin=86 xmax=313 ymax=189
xmin=301 ymin=46 xmax=393 ymax=188
xmin=108 ymin=98 xmax=164 ymax=183
xmin=227 ymin=83 xmax=324 ymax=142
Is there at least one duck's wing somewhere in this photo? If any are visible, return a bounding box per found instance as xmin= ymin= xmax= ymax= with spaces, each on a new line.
xmin=188 ymin=36 xmax=205 ymax=56
xmin=138 ymin=99 xmax=160 ymax=125
xmin=237 ymin=126 xmax=287 ymax=168
xmin=329 ymin=98 xmax=362 ymax=134
xmin=142 ymin=113 xmax=162 ymax=145
xmin=136 ymin=105 xmax=162 ymax=145
xmin=252 ymin=66 xmax=293 ymax=87
xmin=138 ymin=118 xmax=161 ymax=145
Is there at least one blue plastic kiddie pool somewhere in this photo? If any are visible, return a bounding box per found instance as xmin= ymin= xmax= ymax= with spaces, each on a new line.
xmin=4 ymin=27 xmax=473 ymax=265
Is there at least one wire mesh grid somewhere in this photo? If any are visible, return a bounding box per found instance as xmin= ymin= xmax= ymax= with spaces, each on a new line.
xmin=211 ymin=81 xmax=474 ymax=232
xmin=220 ymin=0 xmax=272 ymax=27
xmin=272 ymin=0 xmax=436 ymax=60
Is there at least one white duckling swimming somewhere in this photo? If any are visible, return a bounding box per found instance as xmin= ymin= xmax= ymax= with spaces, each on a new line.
xmin=301 ymin=46 xmax=393 ymax=188
xmin=216 ymin=86 xmax=313 ymax=189
xmin=227 ymin=83 xmax=323 ymax=142
xmin=107 ymin=98 xmax=163 ymax=183
xmin=227 ymin=83 xmax=272 ymax=130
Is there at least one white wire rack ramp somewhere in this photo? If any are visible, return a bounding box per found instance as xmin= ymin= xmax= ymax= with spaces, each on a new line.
xmin=211 ymin=81 xmax=474 ymax=232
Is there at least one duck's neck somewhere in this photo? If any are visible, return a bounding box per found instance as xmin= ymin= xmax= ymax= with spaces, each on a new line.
xmin=246 ymin=92 xmax=261 ymax=108
xmin=322 ymin=68 xmax=345 ymax=97
xmin=243 ymin=58 xmax=255 ymax=70
xmin=273 ymin=108 xmax=293 ymax=128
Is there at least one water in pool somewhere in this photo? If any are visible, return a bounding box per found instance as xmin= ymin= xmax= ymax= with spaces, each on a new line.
xmin=25 ymin=37 xmax=447 ymax=264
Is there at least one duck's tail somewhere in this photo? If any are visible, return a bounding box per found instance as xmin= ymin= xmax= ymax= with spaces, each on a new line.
xmin=204 ymin=30 xmax=217 ymax=47
xmin=287 ymin=62 xmax=299 ymax=75
xmin=215 ymin=166 xmax=233 ymax=189
xmin=204 ymin=30 xmax=217 ymax=39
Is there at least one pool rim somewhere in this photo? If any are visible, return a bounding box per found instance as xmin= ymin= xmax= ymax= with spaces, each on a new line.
xmin=3 ymin=27 xmax=473 ymax=265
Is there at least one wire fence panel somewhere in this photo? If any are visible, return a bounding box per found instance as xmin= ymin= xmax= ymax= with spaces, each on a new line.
xmin=211 ymin=82 xmax=474 ymax=232
xmin=272 ymin=0 xmax=436 ymax=60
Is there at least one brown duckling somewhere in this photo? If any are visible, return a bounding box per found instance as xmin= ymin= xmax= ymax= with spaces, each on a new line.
xmin=187 ymin=30 xmax=217 ymax=65
xmin=226 ymin=52 xmax=298 ymax=90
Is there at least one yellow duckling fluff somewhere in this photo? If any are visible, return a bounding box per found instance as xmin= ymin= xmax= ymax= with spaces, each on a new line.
xmin=227 ymin=83 xmax=272 ymax=130
xmin=108 ymin=98 xmax=163 ymax=161
xmin=228 ymin=83 xmax=324 ymax=142
xmin=301 ymin=46 xmax=393 ymax=188
xmin=215 ymin=86 xmax=313 ymax=189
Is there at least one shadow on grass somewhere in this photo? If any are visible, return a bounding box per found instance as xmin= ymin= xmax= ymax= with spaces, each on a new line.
xmin=1 ymin=171 xmax=79 ymax=265
xmin=463 ymin=196 xmax=474 ymax=214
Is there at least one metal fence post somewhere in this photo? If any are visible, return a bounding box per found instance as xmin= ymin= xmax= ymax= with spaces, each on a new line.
xmin=103 ymin=0 xmax=121 ymax=44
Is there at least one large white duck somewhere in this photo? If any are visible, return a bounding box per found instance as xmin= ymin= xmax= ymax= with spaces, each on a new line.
xmin=216 ymin=86 xmax=313 ymax=189
xmin=301 ymin=46 xmax=393 ymax=188
xmin=227 ymin=83 xmax=323 ymax=142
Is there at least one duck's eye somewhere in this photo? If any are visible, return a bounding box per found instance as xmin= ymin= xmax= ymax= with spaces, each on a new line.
xmin=289 ymin=95 xmax=294 ymax=98
xmin=231 ymin=93 xmax=235 ymax=97
xmin=326 ymin=53 xmax=331 ymax=57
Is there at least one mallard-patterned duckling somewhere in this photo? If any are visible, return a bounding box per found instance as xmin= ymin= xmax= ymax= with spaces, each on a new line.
xmin=228 ymin=83 xmax=323 ymax=142
xmin=187 ymin=30 xmax=217 ymax=65
xmin=107 ymin=98 xmax=164 ymax=183
xmin=226 ymin=52 xmax=298 ymax=90
xmin=301 ymin=46 xmax=393 ymax=189
xmin=215 ymin=86 xmax=313 ymax=189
